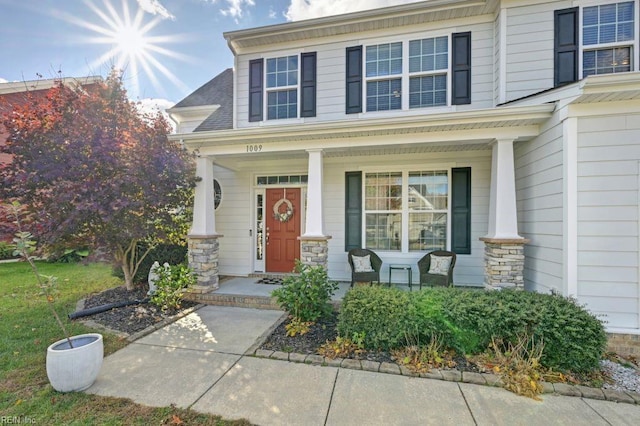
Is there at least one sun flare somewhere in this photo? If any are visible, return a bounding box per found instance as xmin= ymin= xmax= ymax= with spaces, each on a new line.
xmin=55 ymin=0 xmax=191 ymax=98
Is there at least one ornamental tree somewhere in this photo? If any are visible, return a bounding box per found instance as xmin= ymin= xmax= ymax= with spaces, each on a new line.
xmin=0 ymin=71 xmax=196 ymax=290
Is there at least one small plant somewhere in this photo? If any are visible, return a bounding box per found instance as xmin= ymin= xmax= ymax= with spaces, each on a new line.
xmin=284 ymin=316 xmax=313 ymax=337
xmin=272 ymin=260 xmax=339 ymax=323
xmin=393 ymin=334 xmax=456 ymax=373
xmin=0 ymin=241 xmax=17 ymax=260
xmin=7 ymin=201 xmax=73 ymax=348
xmin=318 ymin=335 xmax=365 ymax=359
xmin=149 ymin=263 xmax=196 ymax=312
xmin=490 ymin=334 xmax=545 ymax=400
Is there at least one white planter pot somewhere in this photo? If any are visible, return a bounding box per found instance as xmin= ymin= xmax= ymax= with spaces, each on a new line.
xmin=46 ymin=333 xmax=103 ymax=392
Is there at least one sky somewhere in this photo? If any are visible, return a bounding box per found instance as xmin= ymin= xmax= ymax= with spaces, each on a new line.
xmin=0 ymin=0 xmax=422 ymax=114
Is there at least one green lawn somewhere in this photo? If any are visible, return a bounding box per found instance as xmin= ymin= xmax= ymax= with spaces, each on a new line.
xmin=0 ymin=261 xmax=251 ymax=425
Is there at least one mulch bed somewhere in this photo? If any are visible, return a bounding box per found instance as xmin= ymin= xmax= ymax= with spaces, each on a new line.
xmin=259 ymin=312 xmax=482 ymax=371
xmin=77 ymin=284 xmax=197 ymax=335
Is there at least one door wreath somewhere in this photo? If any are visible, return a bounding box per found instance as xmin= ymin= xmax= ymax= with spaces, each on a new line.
xmin=273 ymin=198 xmax=294 ymax=223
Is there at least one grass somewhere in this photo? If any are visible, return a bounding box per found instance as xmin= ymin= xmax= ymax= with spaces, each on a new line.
xmin=0 ymin=261 xmax=252 ymax=425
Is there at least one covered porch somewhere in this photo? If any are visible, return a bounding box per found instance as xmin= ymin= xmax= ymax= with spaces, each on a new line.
xmin=171 ymin=104 xmax=555 ymax=294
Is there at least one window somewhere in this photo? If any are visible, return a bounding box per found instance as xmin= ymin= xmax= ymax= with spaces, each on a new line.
xmin=266 ymin=56 xmax=298 ymax=119
xmin=347 ymin=33 xmax=469 ymax=113
xmin=582 ymin=1 xmax=635 ymax=77
xmin=364 ymin=170 xmax=448 ymax=252
xmin=409 ymin=37 xmax=448 ymax=108
xmin=248 ymin=53 xmax=317 ymax=122
xmin=408 ymin=171 xmax=448 ymax=251
xmin=365 ymin=172 xmax=403 ymax=250
xmin=366 ymin=43 xmax=403 ymax=111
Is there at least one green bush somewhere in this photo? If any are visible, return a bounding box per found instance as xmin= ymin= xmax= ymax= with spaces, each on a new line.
xmin=150 ymin=263 xmax=196 ymax=312
xmin=0 ymin=241 xmax=16 ymax=260
xmin=337 ymin=286 xmax=414 ymax=350
xmin=437 ymin=289 xmax=607 ymax=373
xmin=112 ymin=243 xmax=187 ymax=284
xmin=271 ymin=261 xmax=338 ymax=322
xmin=337 ymin=286 xmax=606 ymax=373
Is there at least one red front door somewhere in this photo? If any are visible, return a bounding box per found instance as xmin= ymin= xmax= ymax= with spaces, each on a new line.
xmin=266 ymin=188 xmax=301 ymax=273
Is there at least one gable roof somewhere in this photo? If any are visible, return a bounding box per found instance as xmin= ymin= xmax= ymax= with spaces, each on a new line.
xmin=170 ymin=68 xmax=233 ymax=131
xmin=224 ymin=0 xmax=499 ymax=54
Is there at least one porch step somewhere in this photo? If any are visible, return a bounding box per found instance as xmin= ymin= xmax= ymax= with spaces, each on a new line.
xmin=185 ymin=292 xmax=281 ymax=310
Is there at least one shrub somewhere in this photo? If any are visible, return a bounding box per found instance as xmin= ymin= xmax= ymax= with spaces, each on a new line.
xmin=337 ymin=286 xmax=606 ymax=373
xmin=0 ymin=241 xmax=16 ymax=260
xmin=112 ymin=243 xmax=187 ymax=284
xmin=149 ymin=263 xmax=196 ymax=312
xmin=337 ymin=286 xmax=414 ymax=350
xmin=438 ymin=289 xmax=606 ymax=373
xmin=271 ymin=260 xmax=338 ymax=323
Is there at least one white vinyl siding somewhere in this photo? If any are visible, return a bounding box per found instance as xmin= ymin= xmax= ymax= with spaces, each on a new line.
xmin=576 ymin=111 xmax=640 ymax=330
xmin=515 ymin=111 xmax=565 ymax=295
xmin=504 ymin=1 xmax=570 ymax=102
xmin=212 ymin=166 xmax=253 ymax=276
xmin=235 ymin=18 xmax=494 ymax=128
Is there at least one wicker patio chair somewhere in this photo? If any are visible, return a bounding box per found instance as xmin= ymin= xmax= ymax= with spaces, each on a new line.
xmin=417 ymin=250 xmax=456 ymax=289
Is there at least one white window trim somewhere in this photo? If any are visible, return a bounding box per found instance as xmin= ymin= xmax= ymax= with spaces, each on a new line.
xmin=264 ymin=54 xmax=301 ymax=121
xmin=361 ymin=166 xmax=454 ymax=253
xmin=578 ymin=0 xmax=640 ymax=78
xmin=403 ymin=36 xmax=451 ymax=110
xmin=362 ymin=34 xmax=453 ymax=114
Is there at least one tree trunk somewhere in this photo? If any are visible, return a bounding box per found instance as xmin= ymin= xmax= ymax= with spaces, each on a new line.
xmin=121 ymin=257 xmax=135 ymax=291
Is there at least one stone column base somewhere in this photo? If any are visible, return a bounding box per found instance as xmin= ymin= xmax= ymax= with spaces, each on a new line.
xmin=480 ymin=237 xmax=529 ymax=290
xmin=188 ymin=234 xmax=223 ymax=292
xmin=298 ymin=236 xmax=332 ymax=269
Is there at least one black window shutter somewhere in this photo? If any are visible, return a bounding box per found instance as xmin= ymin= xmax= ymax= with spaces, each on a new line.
xmin=451 ymin=167 xmax=471 ymax=254
xmin=300 ymin=52 xmax=317 ymax=117
xmin=249 ymin=58 xmax=264 ymax=122
xmin=554 ymin=8 xmax=579 ymax=87
xmin=345 ymin=171 xmax=362 ymax=251
xmin=452 ymin=32 xmax=471 ymax=105
xmin=345 ymin=46 xmax=363 ymax=114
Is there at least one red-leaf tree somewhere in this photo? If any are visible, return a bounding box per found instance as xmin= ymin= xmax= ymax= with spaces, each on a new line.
xmin=0 ymin=71 xmax=196 ymax=290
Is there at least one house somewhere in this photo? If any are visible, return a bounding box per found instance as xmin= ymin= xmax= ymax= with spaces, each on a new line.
xmin=0 ymin=76 xmax=102 ymax=241
xmin=168 ymin=0 xmax=640 ymax=351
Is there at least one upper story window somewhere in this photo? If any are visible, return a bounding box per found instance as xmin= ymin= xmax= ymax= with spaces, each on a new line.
xmin=554 ymin=2 xmax=638 ymax=87
xmin=409 ymin=36 xmax=448 ymax=108
xmin=582 ymin=1 xmax=635 ymax=76
xmin=347 ymin=32 xmax=470 ymax=114
xmin=248 ymin=53 xmax=317 ymax=123
xmin=365 ymin=39 xmax=448 ymax=112
xmin=266 ymin=56 xmax=299 ymax=120
xmin=365 ymin=42 xmax=402 ymax=111
xmin=366 ymin=43 xmax=403 ymax=111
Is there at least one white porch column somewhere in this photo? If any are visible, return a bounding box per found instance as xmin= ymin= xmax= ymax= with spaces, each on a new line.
xmin=300 ymin=149 xmax=331 ymax=269
xmin=191 ymin=156 xmax=217 ymax=236
xmin=486 ymin=138 xmax=521 ymax=240
xmin=481 ymin=138 xmax=529 ymax=290
xmin=303 ymin=149 xmax=326 ymax=237
xmin=188 ymin=156 xmax=222 ymax=292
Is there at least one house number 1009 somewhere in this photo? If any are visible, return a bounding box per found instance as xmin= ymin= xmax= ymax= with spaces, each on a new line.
xmin=246 ymin=144 xmax=263 ymax=152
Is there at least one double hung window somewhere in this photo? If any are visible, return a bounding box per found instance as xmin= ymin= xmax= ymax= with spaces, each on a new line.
xmin=366 ymin=43 xmax=403 ymax=111
xmin=364 ymin=170 xmax=449 ymax=252
xmin=364 ymin=36 xmax=451 ymax=112
xmin=266 ymin=55 xmax=299 ymax=120
xmin=583 ymin=1 xmax=635 ymax=77
xmin=409 ymin=37 xmax=448 ymax=108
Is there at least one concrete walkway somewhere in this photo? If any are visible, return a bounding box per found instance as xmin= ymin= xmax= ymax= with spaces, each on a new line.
xmin=86 ymin=305 xmax=640 ymax=425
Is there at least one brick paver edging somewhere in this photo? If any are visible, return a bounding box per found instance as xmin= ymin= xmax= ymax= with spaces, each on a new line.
xmin=251 ymin=348 xmax=640 ymax=405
